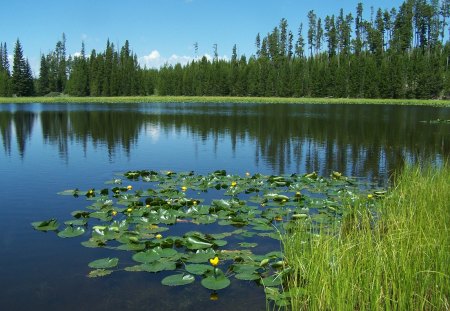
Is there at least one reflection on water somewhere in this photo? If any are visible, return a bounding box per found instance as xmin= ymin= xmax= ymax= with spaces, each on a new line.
xmin=1 ymin=103 xmax=449 ymax=181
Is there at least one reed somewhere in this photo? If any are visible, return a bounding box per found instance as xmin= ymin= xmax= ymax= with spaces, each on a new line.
xmin=282 ymin=164 xmax=450 ymax=310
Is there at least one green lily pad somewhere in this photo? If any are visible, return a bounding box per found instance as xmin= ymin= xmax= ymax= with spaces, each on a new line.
xmin=88 ymin=257 xmax=119 ymax=269
xmin=140 ymin=261 xmax=176 ymax=272
xmin=81 ymin=238 xmax=106 ymax=248
xmin=57 ymin=226 xmax=85 ymax=238
xmin=58 ymin=189 xmax=79 ymax=196
xmin=185 ymin=236 xmax=214 ymax=250
xmin=161 ymin=274 xmax=195 ymax=286
xmin=235 ymin=272 xmax=261 ymax=281
xmin=87 ymin=269 xmax=113 ymax=278
xmin=64 ymin=219 xmax=88 ymax=226
xmin=185 ymin=264 xmax=212 ymax=275
xmin=116 ymin=243 xmax=145 ymax=251
xmin=186 ymin=249 xmax=216 ymax=263
xmin=89 ymin=211 xmax=111 ymax=221
xmin=31 ymin=219 xmax=59 ymax=231
xmin=132 ymin=247 xmax=178 ymax=263
xmin=201 ymin=272 xmax=231 ymax=290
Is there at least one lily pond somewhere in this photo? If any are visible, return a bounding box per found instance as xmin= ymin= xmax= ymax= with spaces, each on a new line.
xmin=1 ymin=102 xmax=449 ymax=310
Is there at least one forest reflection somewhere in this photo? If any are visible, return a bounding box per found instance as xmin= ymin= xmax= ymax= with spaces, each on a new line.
xmin=1 ymin=104 xmax=448 ymax=180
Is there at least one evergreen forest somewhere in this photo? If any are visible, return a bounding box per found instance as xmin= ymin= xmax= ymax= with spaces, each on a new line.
xmin=1 ymin=0 xmax=450 ymax=99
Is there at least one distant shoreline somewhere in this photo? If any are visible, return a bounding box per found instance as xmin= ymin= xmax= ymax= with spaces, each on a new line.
xmin=1 ymin=96 xmax=450 ymax=107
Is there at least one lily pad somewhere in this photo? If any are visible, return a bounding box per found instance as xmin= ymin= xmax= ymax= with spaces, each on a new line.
xmin=31 ymin=219 xmax=59 ymax=231
xmin=88 ymin=257 xmax=119 ymax=269
xmin=57 ymin=226 xmax=85 ymax=238
xmin=161 ymin=274 xmax=195 ymax=286
xmin=132 ymin=247 xmax=178 ymax=263
xmin=201 ymin=273 xmax=231 ymax=290
xmin=185 ymin=264 xmax=212 ymax=275
xmin=140 ymin=261 xmax=176 ymax=272
xmin=235 ymin=272 xmax=261 ymax=281
xmin=185 ymin=236 xmax=214 ymax=250
xmin=87 ymin=269 xmax=113 ymax=278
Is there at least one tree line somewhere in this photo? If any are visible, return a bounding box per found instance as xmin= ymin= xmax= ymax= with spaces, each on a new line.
xmin=1 ymin=0 xmax=450 ymax=99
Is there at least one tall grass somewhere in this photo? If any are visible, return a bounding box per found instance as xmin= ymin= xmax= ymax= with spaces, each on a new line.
xmin=1 ymin=95 xmax=450 ymax=107
xmin=283 ymin=165 xmax=450 ymax=310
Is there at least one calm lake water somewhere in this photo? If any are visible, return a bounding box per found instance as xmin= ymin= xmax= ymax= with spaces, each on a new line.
xmin=0 ymin=102 xmax=449 ymax=311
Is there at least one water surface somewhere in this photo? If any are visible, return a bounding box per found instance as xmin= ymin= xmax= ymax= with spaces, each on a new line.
xmin=0 ymin=102 xmax=449 ymax=310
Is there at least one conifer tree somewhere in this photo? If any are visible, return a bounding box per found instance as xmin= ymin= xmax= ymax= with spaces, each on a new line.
xmin=38 ymin=55 xmax=50 ymax=95
xmin=12 ymin=39 xmax=34 ymax=96
xmin=0 ymin=42 xmax=11 ymax=96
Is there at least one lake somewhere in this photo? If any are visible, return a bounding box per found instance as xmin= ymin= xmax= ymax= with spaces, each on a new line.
xmin=0 ymin=102 xmax=449 ymax=310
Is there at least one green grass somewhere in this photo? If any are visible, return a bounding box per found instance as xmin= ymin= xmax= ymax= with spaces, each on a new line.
xmin=282 ymin=165 xmax=450 ymax=310
xmin=1 ymin=95 xmax=450 ymax=106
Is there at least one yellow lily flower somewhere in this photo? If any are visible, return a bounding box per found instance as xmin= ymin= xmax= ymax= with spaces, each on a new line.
xmin=209 ymin=256 xmax=219 ymax=267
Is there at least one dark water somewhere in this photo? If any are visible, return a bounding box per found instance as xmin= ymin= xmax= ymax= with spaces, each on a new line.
xmin=0 ymin=102 xmax=449 ymax=311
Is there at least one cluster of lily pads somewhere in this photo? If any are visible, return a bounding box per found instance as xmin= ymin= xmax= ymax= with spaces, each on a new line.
xmin=32 ymin=169 xmax=380 ymax=305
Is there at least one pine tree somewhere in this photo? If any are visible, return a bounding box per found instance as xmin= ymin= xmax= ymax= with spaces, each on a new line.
xmin=24 ymin=60 xmax=35 ymax=96
xmin=325 ymin=15 xmax=338 ymax=57
xmin=12 ymin=39 xmax=34 ymax=96
xmin=295 ymin=23 xmax=306 ymax=58
xmin=38 ymin=55 xmax=50 ymax=95
xmin=0 ymin=42 xmax=11 ymax=96
xmin=307 ymin=10 xmax=317 ymax=56
xmin=66 ymin=42 xmax=89 ymax=96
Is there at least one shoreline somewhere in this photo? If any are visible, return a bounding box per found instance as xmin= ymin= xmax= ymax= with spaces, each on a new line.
xmin=1 ymin=96 xmax=450 ymax=107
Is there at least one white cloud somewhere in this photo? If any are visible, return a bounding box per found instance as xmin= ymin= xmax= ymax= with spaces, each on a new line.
xmin=139 ymin=50 xmax=190 ymax=68
xmin=146 ymin=50 xmax=161 ymax=60
xmin=139 ymin=50 xmax=229 ymax=69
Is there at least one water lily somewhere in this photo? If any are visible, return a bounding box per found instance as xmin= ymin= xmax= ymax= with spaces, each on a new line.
xmin=145 ymin=204 xmax=150 ymax=208
xmin=181 ymin=186 xmax=187 ymax=192
xmin=245 ymin=172 xmax=250 ymax=177
xmin=209 ymin=256 xmax=219 ymax=267
xmin=126 ymin=185 xmax=132 ymax=190
xmin=368 ymin=194 xmax=373 ymax=199
xmin=111 ymin=211 xmax=117 ymax=216
xmin=155 ymin=234 xmax=163 ymax=239
xmin=231 ymin=181 xmax=237 ymax=187
xmin=126 ymin=208 xmax=132 ymax=213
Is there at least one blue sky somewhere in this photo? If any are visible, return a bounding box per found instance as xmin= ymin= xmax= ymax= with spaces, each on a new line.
xmin=1 ymin=0 xmax=405 ymax=74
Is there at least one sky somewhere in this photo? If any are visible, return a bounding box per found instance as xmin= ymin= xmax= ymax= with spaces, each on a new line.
xmin=1 ymin=0 xmax=406 ymax=75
